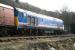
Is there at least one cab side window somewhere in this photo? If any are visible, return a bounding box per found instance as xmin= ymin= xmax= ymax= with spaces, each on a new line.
xmin=31 ymin=17 xmax=35 ymax=26
xmin=27 ymin=15 xmax=38 ymax=26
xmin=23 ymin=12 xmax=27 ymax=23
xmin=27 ymin=15 xmax=31 ymax=25
xmin=35 ymin=17 xmax=38 ymax=26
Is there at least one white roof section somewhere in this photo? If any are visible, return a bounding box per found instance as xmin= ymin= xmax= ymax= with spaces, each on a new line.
xmin=16 ymin=8 xmax=28 ymax=12
xmin=37 ymin=14 xmax=54 ymax=20
xmin=17 ymin=8 xmax=38 ymax=16
xmin=55 ymin=18 xmax=63 ymax=22
xmin=0 ymin=3 xmax=13 ymax=9
xmin=24 ymin=9 xmax=38 ymax=17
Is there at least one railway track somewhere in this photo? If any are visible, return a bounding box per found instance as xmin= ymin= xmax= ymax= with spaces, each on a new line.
xmin=0 ymin=34 xmax=75 ymax=42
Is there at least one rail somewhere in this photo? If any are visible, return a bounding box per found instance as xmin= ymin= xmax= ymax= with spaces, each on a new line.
xmin=0 ymin=34 xmax=75 ymax=42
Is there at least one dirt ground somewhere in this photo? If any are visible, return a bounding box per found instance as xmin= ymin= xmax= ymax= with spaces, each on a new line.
xmin=0 ymin=37 xmax=75 ymax=50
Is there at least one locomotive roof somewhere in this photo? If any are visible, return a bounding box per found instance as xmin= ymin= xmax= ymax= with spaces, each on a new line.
xmin=0 ymin=3 xmax=13 ymax=9
xmin=17 ymin=8 xmax=63 ymax=22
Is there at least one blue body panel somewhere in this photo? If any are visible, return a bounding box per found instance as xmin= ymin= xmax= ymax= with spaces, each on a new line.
xmin=38 ymin=17 xmax=64 ymax=29
xmin=18 ymin=12 xmax=27 ymax=23
xmin=38 ymin=17 xmax=57 ymax=26
xmin=18 ymin=12 xmax=27 ymax=28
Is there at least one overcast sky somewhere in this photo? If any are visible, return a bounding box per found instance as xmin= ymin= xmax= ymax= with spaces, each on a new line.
xmin=20 ymin=0 xmax=75 ymax=12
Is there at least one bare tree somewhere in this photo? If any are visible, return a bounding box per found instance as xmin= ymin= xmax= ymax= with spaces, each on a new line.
xmin=60 ymin=6 xmax=73 ymax=32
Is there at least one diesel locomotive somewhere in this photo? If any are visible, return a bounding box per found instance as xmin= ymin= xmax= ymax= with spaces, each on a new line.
xmin=0 ymin=3 xmax=64 ymax=36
